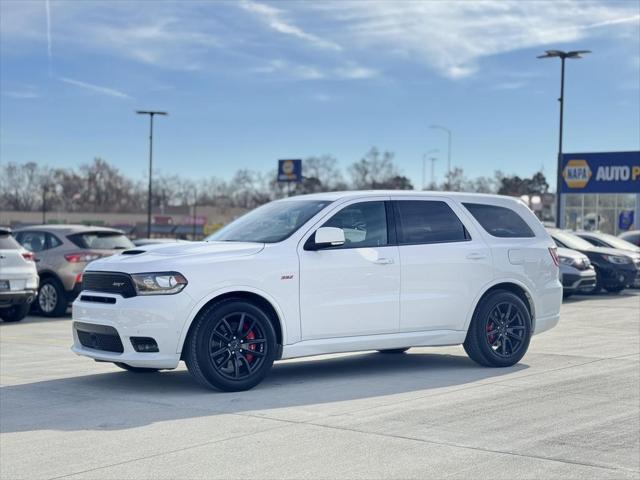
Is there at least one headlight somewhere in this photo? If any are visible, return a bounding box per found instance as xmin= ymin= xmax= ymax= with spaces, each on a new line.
xmin=602 ymin=254 xmax=631 ymax=265
xmin=131 ymin=272 xmax=188 ymax=295
xmin=559 ymin=256 xmax=576 ymax=267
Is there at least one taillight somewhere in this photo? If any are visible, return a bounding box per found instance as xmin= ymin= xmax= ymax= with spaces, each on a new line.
xmin=21 ymin=252 xmax=35 ymax=262
xmin=549 ymin=247 xmax=560 ymax=267
xmin=64 ymin=253 xmax=101 ymax=263
xmin=75 ymin=273 xmax=83 ymax=285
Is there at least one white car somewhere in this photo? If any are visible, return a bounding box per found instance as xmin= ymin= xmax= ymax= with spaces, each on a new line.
xmin=0 ymin=228 xmax=39 ymax=322
xmin=72 ymin=191 xmax=562 ymax=391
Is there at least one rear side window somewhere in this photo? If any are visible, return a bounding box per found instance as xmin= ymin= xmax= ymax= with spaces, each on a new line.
xmin=0 ymin=234 xmax=21 ymax=249
xmin=395 ymin=201 xmax=469 ymax=245
xmin=68 ymin=232 xmax=134 ymax=250
xmin=463 ymin=203 xmax=535 ymax=238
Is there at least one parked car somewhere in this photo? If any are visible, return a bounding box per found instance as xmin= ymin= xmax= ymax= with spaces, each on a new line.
xmin=133 ymin=238 xmax=190 ymax=247
xmin=618 ymin=230 xmax=640 ymax=247
xmin=557 ymin=247 xmax=597 ymax=297
xmin=574 ymin=231 xmax=640 ymax=254
xmin=0 ymin=228 xmax=38 ymax=322
xmin=14 ymin=225 xmax=134 ymax=316
xmin=573 ymin=231 xmax=640 ymax=287
xmin=548 ymin=229 xmax=640 ymax=293
xmin=73 ymin=191 xmax=562 ymax=391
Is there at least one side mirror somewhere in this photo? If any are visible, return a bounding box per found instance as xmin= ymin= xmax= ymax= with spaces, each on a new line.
xmin=308 ymin=227 xmax=345 ymax=250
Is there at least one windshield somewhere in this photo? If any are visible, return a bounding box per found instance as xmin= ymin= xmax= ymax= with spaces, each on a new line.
xmin=207 ymin=200 xmax=331 ymax=243
xmin=593 ymin=233 xmax=639 ymax=251
xmin=552 ymin=230 xmax=595 ymax=250
xmin=68 ymin=232 xmax=134 ymax=250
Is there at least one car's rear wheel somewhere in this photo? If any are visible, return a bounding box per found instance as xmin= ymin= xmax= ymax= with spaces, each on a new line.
xmin=463 ymin=290 xmax=531 ymax=368
xmin=37 ymin=278 xmax=68 ymax=317
xmin=0 ymin=304 xmax=30 ymax=322
xmin=377 ymin=348 xmax=410 ymax=354
xmin=114 ymin=362 xmax=160 ymax=373
xmin=184 ymin=299 xmax=277 ymax=392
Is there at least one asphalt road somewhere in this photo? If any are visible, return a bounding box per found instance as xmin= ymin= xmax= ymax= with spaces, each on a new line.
xmin=1 ymin=291 xmax=639 ymax=480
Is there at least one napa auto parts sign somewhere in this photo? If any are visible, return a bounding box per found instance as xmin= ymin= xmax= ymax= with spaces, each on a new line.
xmin=561 ymin=151 xmax=640 ymax=194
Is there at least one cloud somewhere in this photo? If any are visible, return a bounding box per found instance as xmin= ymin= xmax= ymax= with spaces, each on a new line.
xmin=58 ymin=77 xmax=131 ymax=99
xmin=309 ymin=0 xmax=640 ymax=78
xmin=45 ymin=0 xmax=52 ymax=75
xmin=2 ymin=89 xmax=40 ymax=99
xmin=239 ymin=0 xmax=342 ymax=51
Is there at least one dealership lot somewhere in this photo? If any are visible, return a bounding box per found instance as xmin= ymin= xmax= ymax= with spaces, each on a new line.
xmin=1 ymin=292 xmax=639 ymax=480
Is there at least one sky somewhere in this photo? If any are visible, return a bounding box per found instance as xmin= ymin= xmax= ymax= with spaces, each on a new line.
xmin=1 ymin=0 xmax=639 ymax=191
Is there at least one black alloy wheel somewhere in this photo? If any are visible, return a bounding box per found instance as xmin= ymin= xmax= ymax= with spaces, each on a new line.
xmin=207 ymin=311 xmax=268 ymax=381
xmin=185 ymin=299 xmax=277 ymax=391
xmin=464 ymin=290 xmax=532 ymax=368
xmin=484 ymin=302 xmax=527 ymax=359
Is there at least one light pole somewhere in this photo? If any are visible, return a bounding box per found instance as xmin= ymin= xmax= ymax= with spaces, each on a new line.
xmin=136 ymin=110 xmax=168 ymax=238
xmin=422 ymin=148 xmax=439 ymax=190
xmin=430 ymin=125 xmax=451 ymax=190
xmin=537 ymin=49 xmax=590 ymax=228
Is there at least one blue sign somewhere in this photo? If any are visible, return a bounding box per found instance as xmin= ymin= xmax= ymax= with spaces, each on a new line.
xmin=277 ymin=159 xmax=302 ymax=183
xmin=619 ymin=210 xmax=634 ymax=231
xmin=560 ymin=151 xmax=640 ymax=194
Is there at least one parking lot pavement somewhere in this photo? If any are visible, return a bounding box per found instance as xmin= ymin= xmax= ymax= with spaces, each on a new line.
xmin=1 ymin=292 xmax=638 ymax=480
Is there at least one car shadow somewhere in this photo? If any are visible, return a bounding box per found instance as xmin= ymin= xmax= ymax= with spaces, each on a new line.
xmin=1 ymin=351 xmax=527 ymax=434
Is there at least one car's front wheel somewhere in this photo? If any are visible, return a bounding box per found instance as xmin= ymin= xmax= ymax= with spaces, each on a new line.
xmin=0 ymin=304 xmax=30 ymax=322
xmin=37 ymin=278 xmax=68 ymax=317
xmin=184 ymin=299 xmax=277 ymax=392
xmin=463 ymin=290 xmax=531 ymax=368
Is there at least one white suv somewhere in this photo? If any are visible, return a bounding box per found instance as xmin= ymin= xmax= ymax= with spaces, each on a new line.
xmin=72 ymin=191 xmax=562 ymax=391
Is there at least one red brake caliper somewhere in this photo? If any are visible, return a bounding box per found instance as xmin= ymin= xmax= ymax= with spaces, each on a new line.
xmin=487 ymin=322 xmax=494 ymax=344
xmin=245 ymin=330 xmax=256 ymax=363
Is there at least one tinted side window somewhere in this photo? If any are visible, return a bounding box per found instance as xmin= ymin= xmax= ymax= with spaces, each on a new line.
xmin=395 ymin=201 xmax=468 ymax=245
xmin=17 ymin=231 xmax=48 ymax=252
xmin=463 ymin=203 xmax=535 ymax=238
xmin=322 ymin=201 xmax=388 ymax=248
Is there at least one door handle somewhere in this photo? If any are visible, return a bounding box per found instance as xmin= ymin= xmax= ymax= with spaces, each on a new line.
xmin=373 ymin=258 xmax=394 ymax=265
xmin=466 ymin=252 xmax=487 ymax=260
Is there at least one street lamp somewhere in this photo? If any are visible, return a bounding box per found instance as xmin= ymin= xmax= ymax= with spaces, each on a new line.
xmin=136 ymin=110 xmax=168 ymax=238
xmin=537 ymin=49 xmax=590 ymax=228
xmin=430 ymin=125 xmax=452 ymax=190
xmin=422 ymin=148 xmax=439 ymax=190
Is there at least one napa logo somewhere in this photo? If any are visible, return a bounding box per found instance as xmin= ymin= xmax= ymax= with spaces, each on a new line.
xmin=562 ymin=159 xmax=592 ymax=189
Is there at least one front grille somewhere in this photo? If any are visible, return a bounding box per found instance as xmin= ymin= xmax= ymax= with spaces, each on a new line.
xmin=75 ymin=322 xmax=124 ymax=353
xmin=82 ymin=271 xmax=136 ymax=298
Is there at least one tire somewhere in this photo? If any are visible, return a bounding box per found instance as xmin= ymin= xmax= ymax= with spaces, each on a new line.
xmin=604 ymin=285 xmax=625 ymax=294
xmin=377 ymin=348 xmax=410 ymax=354
xmin=114 ymin=362 xmax=160 ymax=373
xmin=0 ymin=304 xmax=30 ymax=322
xmin=184 ymin=299 xmax=277 ymax=392
xmin=463 ymin=290 xmax=532 ymax=368
xmin=37 ymin=278 xmax=68 ymax=317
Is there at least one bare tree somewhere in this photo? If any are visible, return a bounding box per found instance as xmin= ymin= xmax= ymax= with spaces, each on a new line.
xmin=349 ymin=147 xmax=399 ymax=189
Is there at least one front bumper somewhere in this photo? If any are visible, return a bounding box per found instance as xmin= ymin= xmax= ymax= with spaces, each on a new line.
xmin=562 ymin=267 xmax=597 ymax=293
xmin=0 ymin=289 xmax=37 ymax=308
xmin=71 ymin=290 xmax=196 ymax=369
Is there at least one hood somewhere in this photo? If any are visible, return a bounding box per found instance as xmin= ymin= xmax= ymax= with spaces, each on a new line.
xmin=85 ymin=241 xmax=264 ymax=273
xmin=582 ymin=246 xmax=639 ymax=259
xmin=557 ymin=247 xmax=588 ymax=261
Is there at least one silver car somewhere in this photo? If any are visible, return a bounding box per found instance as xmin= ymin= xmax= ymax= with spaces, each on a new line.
xmin=558 ymin=247 xmax=597 ymax=298
xmin=0 ymin=228 xmax=39 ymax=321
xmin=14 ymin=225 xmax=134 ymax=316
